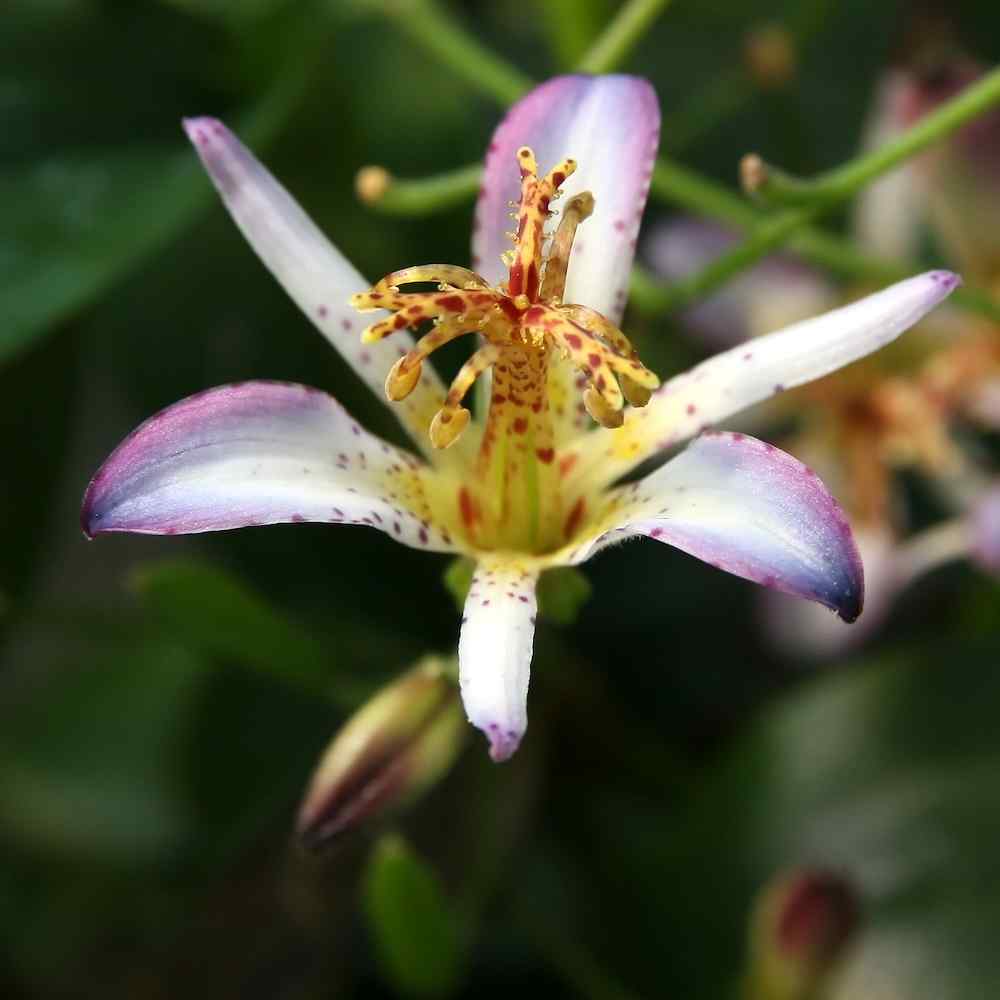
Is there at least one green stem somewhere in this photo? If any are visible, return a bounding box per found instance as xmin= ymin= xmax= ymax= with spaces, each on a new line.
xmin=376 ymin=0 xmax=531 ymax=105
xmin=367 ymin=3 xmax=1000 ymax=321
xmin=748 ymin=65 xmax=1000 ymax=207
xmin=576 ymin=0 xmax=673 ymax=74
xmin=359 ymin=163 xmax=482 ymax=216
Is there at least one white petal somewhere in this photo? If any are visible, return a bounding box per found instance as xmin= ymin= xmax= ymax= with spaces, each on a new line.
xmin=473 ymin=75 xmax=660 ymax=323
xmin=570 ymin=271 xmax=961 ymax=489
xmin=562 ymin=432 xmax=864 ymax=621
xmin=458 ymin=560 xmax=539 ymax=762
xmin=183 ymin=118 xmax=448 ymax=457
xmin=82 ymin=381 xmax=457 ymax=552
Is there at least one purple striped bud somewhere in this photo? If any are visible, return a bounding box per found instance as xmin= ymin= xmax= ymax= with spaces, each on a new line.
xmin=744 ymin=868 xmax=859 ymax=999
xmin=296 ymin=657 xmax=465 ymax=847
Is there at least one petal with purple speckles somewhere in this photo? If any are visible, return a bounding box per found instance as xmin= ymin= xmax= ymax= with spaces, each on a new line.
xmin=570 ymin=270 xmax=962 ymax=489
xmin=474 ymin=75 xmax=660 ymax=324
xmin=565 ymin=432 xmax=864 ymax=621
xmin=182 ymin=118 xmax=449 ymax=458
xmin=458 ymin=560 xmax=539 ymax=762
xmin=81 ymin=381 xmax=458 ymax=552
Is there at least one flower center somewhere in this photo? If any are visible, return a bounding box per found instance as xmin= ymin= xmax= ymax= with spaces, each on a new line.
xmin=349 ymin=147 xmax=659 ymax=551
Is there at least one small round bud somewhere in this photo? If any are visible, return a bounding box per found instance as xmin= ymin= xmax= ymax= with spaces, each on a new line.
xmin=355 ymin=165 xmax=392 ymax=205
xmin=744 ymin=24 xmax=798 ymax=90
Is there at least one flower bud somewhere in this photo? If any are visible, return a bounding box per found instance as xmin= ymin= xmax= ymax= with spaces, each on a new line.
xmin=744 ymin=24 xmax=798 ymax=90
xmin=296 ymin=656 xmax=466 ymax=847
xmin=743 ymin=868 xmax=858 ymax=1000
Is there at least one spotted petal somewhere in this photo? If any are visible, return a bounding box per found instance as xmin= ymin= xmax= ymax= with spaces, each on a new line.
xmin=183 ymin=118 xmax=449 ymax=459
xmin=561 ymin=432 xmax=864 ymax=621
xmin=82 ymin=381 xmax=457 ymax=552
xmin=474 ymin=75 xmax=660 ymax=324
xmin=570 ymin=270 xmax=961 ymax=489
xmin=458 ymin=560 xmax=539 ymax=762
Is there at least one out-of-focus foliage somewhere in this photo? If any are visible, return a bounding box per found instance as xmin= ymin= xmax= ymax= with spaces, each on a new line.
xmin=2 ymin=0 xmax=1000 ymax=997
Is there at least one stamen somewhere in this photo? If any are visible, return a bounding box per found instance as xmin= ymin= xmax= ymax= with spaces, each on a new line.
xmin=560 ymin=304 xmax=660 ymax=407
xmin=508 ymin=150 xmax=577 ymax=302
xmin=349 ymin=149 xmax=661 ymax=458
xmin=385 ymin=319 xmax=477 ymax=401
xmin=538 ymin=192 xmax=595 ymax=304
xmin=430 ymin=344 xmax=504 ymax=449
xmin=372 ymin=265 xmax=490 ymax=293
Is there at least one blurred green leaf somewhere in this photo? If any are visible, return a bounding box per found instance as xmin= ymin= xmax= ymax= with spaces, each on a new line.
xmin=364 ymin=833 xmax=464 ymax=998
xmin=538 ymin=566 xmax=593 ymax=626
xmin=0 ymin=642 xmax=206 ymax=862
xmin=0 ymin=0 xmax=319 ymax=365
xmin=597 ymin=646 xmax=1000 ymax=998
xmin=443 ymin=557 xmax=476 ymax=613
xmin=133 ymin=557 xmax=367 ymax=706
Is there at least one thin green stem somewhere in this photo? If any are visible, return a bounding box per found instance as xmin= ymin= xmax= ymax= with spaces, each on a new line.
xmin=576 ymin=0 xmax=673 ymax=74
xmin=358 ymin=163 xmax=482 ymax=216
xmin=366 ymin=2 xmax=1000 ymax=321
xmin=746 ymin=65 xmax=1000 ymax=207
xmin=376 ymin=0 xmax=531 ymax=106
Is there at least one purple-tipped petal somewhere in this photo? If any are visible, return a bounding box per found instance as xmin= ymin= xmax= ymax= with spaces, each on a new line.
xmin=572 ymin=270 xmax=962 ymax=489
xmin=760 ymin=528 xmax=898 ymax=659
xmin=182 ymin=118 xmax=448 ymax=457
xmin=644 ymin=218 xmax=836 ymax=348
xmin=569 ymin=432 xmax=864 ymax=621
xmin=82 ymin=381 xmax=456 ymax=552
xmin=474 ymin=75 xmax=660 ymax=324
xmin=458 ymin=561 xmax=539 ymax=762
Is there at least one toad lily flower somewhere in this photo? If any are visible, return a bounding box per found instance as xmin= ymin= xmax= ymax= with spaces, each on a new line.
xmin=81 ymin=76 xmax=959 ymax=762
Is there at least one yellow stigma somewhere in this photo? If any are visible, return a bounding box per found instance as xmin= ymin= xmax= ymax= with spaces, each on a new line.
xmin=349 ymin=148 xmax=660 ymax=450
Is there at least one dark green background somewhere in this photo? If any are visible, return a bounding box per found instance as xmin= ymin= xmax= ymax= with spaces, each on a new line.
xmin=3 ymin=1 xmax=1000 ymax=996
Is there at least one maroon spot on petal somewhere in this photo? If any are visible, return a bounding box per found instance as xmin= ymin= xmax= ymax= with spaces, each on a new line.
xmin=290 ymin=514 xmax=306 ymax=523
xmin=317 ymin=305 xmax=329 ymax=319
xmin=341 ymin=318 xmax=352 ymax=331
xmin=536 ymin=447 xmax=555 ymax=464
xmin=518 ymin=595 xmax=529 ymax=603
xmin=743 ymin=351 xmax=753 ymax=361
xmin=649 ymin=527 xmax=663 ymax=539
xmin=686 ymin=403 xmax=697 ymax=415
xmin=418 ymin=527 xmax=429 ymax=544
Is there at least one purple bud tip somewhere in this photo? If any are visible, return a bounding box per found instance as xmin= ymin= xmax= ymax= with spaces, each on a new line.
xmin=775 ymin=869 xmax=858 ymax=964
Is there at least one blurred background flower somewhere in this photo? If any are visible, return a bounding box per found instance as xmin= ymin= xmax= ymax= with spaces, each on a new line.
xmin=3 ymin=1 xmax=1000 ymax=997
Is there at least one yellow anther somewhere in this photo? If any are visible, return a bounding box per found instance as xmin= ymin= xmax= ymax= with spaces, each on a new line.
xmin=516 ymin=147 xmax=538 ymax=176
xmin=621 ymin=376 xmax=653 ymax=408
xmin=583 ymin=387 xmax=624 ymax=429
xmin=429 ymin=407 xmax=471 ymax=449
xmin=539 ymin=191 xmax=595 ymax=303
xmin=385 ymin=356 xmax=423 ymax=401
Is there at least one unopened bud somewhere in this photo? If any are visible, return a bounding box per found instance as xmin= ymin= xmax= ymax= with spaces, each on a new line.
xmin=356 ymin=165 xmax=392 ymax=205
xmin=744 ymin=24 xmax=798 ymax=90
xmin=970 ymin=485 xmax=1000 ymax=574
xmin=743 ymin=868 xmax=858 ymax=1000
xmin=296 ymin=656 xmax=466 ymax=847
